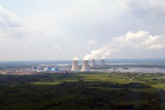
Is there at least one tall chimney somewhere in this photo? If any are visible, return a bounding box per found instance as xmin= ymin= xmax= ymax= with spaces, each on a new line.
xmin=90 ymin=59 xmax=95 ymax=67
xmin=101 ymin=59 xmax=105 ymax=66
xmin=71 ymin=60 xmax=79 ymax=72
xmin=81 ymin=60 xmax=89 ymax=72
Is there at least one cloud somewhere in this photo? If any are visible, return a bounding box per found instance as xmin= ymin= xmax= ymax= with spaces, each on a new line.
xmin=84 ymin=31 xmax=165 ymax=60
xmin=0 ymin=6 xmax=25 ymax=39
xmin=0 ymin=0 xmax=165 ymax=60
xmin=88 ymin=39 xmax=97 ymax=45
xmin=0 ymin=5 xmax=66 ymax=60
xmin=128 ymin=0 xmax=165 ymax=16
xmin=0 ymin=6 xmax=22 ymax=27
xmin=73 ymin=56 xmax=79 ymax=60
xmin=70 ymin=48 xmax=77 ymax=52
xmin=38 ymin=48 xmax=45 ymax=52
xmin=23 ymin=44 xmax=27 ymax=48
xmin=148 ymin=44 xmax=164 ymax=50
xmin=115 ymin=31 xmax=165 ymax=50
xmin=54 ymin=45 xmax=63 ymax=50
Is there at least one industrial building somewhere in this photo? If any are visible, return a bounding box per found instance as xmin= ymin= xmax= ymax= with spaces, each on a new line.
xmin=32 ymin=65 xmax=60 ymax=72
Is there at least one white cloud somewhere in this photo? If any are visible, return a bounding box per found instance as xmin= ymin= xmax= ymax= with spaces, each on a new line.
xmin=54 ymin=45 xmax=63 ymax=50
xmin=0 ymin=5 xmax=66 ymax=60
xmin=0 ymin=0 xmax=165 ymax=60
xmin=38 ymin=48 xmax=45 ymax=52
xmin=0 ymin=6 xmax=22 ymax=27
xmin=73 ymin=56 xmax=79 ymax=60
xmin=148 ymin=44 xmax=164 ymax=50
xmin=0 ymin=6 xmax=25 ymax=39
xmin=23 ymin=44 xmax=27 ymax=48
xmin=70 ymin=48 xmax=77 ymax=52
xmin=128 ymin=0 xmax=165 ymax=16
xmin=88 ymin=39 xmax=97 ymax=45
xmin=84 ymin=31 xmax=165 ymax=59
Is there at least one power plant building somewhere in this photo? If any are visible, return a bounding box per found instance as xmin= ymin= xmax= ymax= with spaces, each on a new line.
xmin=51 ymin=67 xmax=60 ymax=72
xmin=32 ymin=66 xmax=38 ymax=70
xmin=32 ymin=65 xmax=60 ymax=72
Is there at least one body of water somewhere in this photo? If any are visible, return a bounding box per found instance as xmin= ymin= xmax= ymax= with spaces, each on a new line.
xmin=107 ymin=68 xmax=165 ymax=73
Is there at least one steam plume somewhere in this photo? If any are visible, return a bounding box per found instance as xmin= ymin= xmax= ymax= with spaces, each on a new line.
xmin=84 ymin=31 xmax=165 ymax=60
xmin=73 ymin=57 xmax=79 ymax=60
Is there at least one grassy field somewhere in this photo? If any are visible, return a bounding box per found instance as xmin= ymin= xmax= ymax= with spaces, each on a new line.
xmin=31 ymin=72 xmax=165 ymax=90
xmin=131 ymin=73 xmax=165 ymax=90
xmin=31 ymin=72 xmax=137 ymax=86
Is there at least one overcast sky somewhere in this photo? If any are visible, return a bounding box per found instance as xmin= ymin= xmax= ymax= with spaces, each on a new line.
xmin=0 ymin=0 xmax=165 ymax=61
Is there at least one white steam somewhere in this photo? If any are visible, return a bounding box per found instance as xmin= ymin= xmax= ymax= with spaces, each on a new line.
xmin=84 ymin=31 xmax=165 ymax=60
xmin=73 ymin=57 xmax=79 ymax=60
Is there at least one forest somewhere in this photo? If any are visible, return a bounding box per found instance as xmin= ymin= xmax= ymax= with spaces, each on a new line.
xmin=0 ymin=72 xmax=165 ymax=110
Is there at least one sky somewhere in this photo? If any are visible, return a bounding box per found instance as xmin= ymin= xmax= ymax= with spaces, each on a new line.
xmin=0 ymin=0 xmax=165 ymax=61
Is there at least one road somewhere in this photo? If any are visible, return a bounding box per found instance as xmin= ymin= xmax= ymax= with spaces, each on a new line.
xmin=129 ymin=73 xmax=142 ymax=81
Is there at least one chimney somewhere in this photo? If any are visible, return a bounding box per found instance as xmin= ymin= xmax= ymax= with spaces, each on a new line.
xmin=81 ymin=60 xmax=89 ymax=72
xmin=71 ymin=60 xmax=79 ymax=72
xmin=90 ymin=59 xmax=95 ymax=67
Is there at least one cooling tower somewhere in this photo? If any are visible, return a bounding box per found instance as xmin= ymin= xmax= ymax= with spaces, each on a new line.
xmin=71 ymin=60 xmax=79 ymax=72
xmin=81 ymin=60 xmax=89 ymax=72
xmin=90 ymin=59 xmax=95 ymax=67
xmin=101 ymin=59 xmax=105 ymax=66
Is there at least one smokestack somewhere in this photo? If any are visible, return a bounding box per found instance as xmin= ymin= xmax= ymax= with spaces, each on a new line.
xmin=71 ymin=60 xmax=79 ymax=72
xmin=81 ymin=60 xmax=89 ymax=72
xmin=101 ymin=59 xmax=105 ymax=66
xmin=90 ymin=59 xmax=95 ymax=67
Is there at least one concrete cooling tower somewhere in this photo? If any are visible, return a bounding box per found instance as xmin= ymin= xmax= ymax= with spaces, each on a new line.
xmin=81 ymin=60 xmax=89 ymax=72
xmin=90 ymin=59 xmax=95 ymax=67
xmin=101 ymin=59 xmax=105 ymax=66
xmin=71 ymin=60 xmax=79 ymax=72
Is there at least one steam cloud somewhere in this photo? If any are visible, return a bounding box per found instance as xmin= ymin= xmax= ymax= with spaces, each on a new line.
xmin=73 ymin=57 xmax=79 ymax=60
xmin=84 ymin=31 xmax=165 ymax=60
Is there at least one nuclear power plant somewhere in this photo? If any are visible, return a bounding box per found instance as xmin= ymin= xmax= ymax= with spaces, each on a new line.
xmin=90 ymin=59 xmax=95 ymax=67
xmin=101 ymin=59 xmax=105 ymax=66
xmin=81 ymin=60 xmax=90 ymax=72
xmin=71 ymin=60 xmax=79 ymax=72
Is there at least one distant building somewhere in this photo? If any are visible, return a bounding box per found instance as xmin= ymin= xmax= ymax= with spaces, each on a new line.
xmin=32 ymin=66 xmax=38 ymax=70
xmin=32 ymin=65 xmax=60 ymax=72
xmin=51 ymin=67 xmax=60 ymax=72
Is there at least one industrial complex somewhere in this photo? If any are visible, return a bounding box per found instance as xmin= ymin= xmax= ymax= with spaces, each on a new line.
xmin=32 ymin=59 xmax=106 ymax=73
xmin=0 ymin=59 xmax=107 ymax=75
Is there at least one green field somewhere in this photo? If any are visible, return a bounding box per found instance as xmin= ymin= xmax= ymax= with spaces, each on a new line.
xmin=31 ymin=72 xmax=165 ymax=90
xmin=0 ymin=72 xmax=165 ymax=110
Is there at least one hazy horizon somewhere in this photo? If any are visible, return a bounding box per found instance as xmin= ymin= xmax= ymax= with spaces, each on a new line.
xmin=0 ymin=58 xmax=165 ymax=63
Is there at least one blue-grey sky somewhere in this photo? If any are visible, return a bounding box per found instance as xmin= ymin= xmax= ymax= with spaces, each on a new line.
xmin=0 ymin=0 xmax=165 ymax=61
